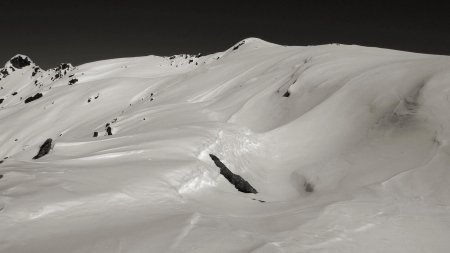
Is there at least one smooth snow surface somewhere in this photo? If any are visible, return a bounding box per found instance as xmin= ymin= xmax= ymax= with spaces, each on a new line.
xmin=1 ymin=39 xmax=450 ymax=252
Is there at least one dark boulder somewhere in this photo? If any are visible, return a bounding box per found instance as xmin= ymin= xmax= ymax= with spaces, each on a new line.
xmin=0 ymin=69 xmax=8 ymax=77
xmin=31 ymin=67 xmax=40 ymax=77
xmin=304 ymin=182 xmax=314 ymax=192
xmin=68 ymin=78 xmax=78 ymax=85
xmin=233 ymin=41 xmax=245 ymax=51
xmin=209 ymin=154 xmax=258 ymax=194
xmin=32 ymin=138 xmax=53 ymax=160
xmin=24 ymin=93 xmax=43 ymax=104
xmin=60 ymin=63 xmax=71 ymax=70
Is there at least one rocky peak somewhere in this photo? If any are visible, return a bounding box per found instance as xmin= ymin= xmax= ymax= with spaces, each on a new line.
xmin=9 ymin=55 xmax=33 ymax=69
xmin=0 ymin=54 xmax=38 ymax=80
xmin=50 ymin=63 xmax=74 ymax=81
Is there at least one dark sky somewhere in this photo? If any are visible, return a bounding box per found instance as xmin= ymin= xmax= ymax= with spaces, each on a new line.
xmin=1 ymin=0 xmax=449 ymax=69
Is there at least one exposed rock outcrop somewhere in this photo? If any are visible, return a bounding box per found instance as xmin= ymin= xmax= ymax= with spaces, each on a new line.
xmin=209 ymin=154 xmax=258 ymax=194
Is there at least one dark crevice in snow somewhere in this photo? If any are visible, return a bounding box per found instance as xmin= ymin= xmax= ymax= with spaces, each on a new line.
xmin=304 ymin=182 xmax=314 ymax=192
xmin=304 ymin=57 xmax=312 ymax=64
xmin=0 ymin=98 xmax=3 ymax=104
xmin=24 ymin=93 xmax=43 ymax=104
xmin=433 ymin=134 xmax=442 ymax=146
xmin=11 ymin=92 xmax=17 ymax=96
xmin=209 ymin=154 xmax=258 ymax=194
xmin=283 ymin=90 xmax=290 ymax=97
xmin=93 ymin=131 xmax=98 ymax=137
xmin=32 ymin=138 xmax=53 ymax=160
xmin=252 ymin=198 xmax=266 ymax=203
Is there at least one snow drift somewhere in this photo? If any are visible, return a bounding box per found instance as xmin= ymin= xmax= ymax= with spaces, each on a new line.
xmin=1 ymin=38 xmax=450 ymax=252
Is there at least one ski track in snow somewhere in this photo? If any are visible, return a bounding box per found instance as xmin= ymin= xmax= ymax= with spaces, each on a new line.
xmin=1 ymin=38 xmax=450 ymax=252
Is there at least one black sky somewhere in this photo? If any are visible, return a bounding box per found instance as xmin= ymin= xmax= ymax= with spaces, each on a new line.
xmin=1 ymin=1 xmax=449 ymax=69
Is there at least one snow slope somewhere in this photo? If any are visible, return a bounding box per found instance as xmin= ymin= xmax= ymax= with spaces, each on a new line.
xmin=1 ymin=38 xmax=450 ymax=252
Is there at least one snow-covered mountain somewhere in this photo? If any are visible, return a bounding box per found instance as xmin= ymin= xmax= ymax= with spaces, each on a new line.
xmin=1 ymin=38 xmax=450 ymax=252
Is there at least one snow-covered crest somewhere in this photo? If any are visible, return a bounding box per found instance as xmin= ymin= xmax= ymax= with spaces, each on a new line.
xmin=1 ymin=39 xmax=450 ymax=252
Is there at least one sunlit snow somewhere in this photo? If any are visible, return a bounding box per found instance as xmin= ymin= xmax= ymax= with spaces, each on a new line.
xmin=1 ymin=38 xmax=450 ymax=252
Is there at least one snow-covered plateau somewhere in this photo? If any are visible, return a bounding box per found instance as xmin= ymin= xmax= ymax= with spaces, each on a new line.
xmin=1 ymin=38 xmax=450 ymax=252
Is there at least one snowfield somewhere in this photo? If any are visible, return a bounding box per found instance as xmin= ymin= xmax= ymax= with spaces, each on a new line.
xmin=1 ymin=38 xmax=450 ymax=252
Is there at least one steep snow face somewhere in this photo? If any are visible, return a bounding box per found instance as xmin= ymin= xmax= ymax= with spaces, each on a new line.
xmin=1 ymin=38 xmax=450 ymax=252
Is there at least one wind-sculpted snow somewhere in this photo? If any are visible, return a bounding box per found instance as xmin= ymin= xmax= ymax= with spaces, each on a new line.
xmin=1 ymin=38 xmax=450 ymax=252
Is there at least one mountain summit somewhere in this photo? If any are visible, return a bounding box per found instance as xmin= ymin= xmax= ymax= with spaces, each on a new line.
xmin=0 ymin=54 xmax=35 ymax=80
xmin=8 ymin=54 xmax=33 ymax=69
